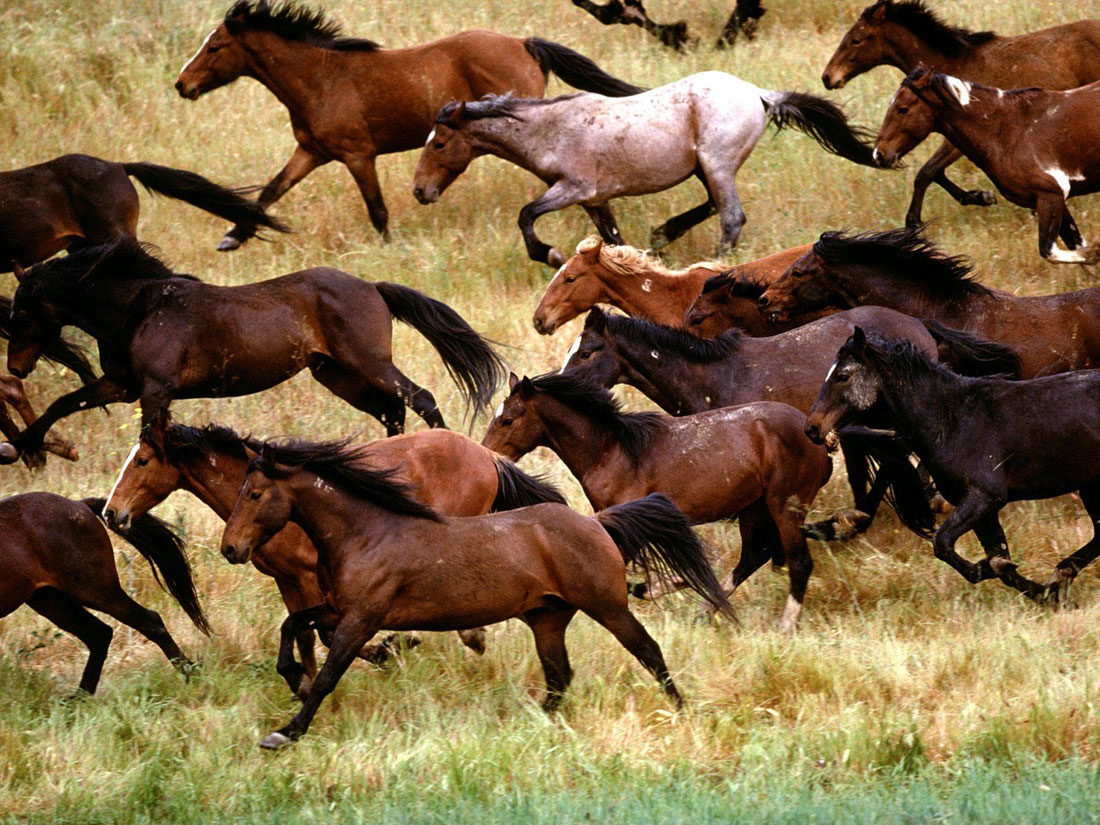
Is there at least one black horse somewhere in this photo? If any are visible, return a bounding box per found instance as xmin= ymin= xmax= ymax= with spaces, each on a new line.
xmin=807 ymin=328 xmax=1100 ymax=602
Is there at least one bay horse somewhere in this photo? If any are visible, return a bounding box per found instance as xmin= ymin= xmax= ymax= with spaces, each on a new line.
xmin=175 ymin=0 xmax=642 ymax=251
xmin=220 ymin=439 xmax=731 ymax=748
xmin=0 ymin=154 xmax=286 ymax=270
xmin=822 ymin=0 xmax=1100 ymax=225
xmin=0 ymin=492 xmax=208 ymax=696
xmin=411 ymin=74 xmax=877 ymax=266
xmin=874 ymin=68 xmax=1100 ymax=264
xmin=560 ymin=306 xmax=1020 ymax=537
xmin=756 ymin=226 xmax=1100 ymax=377
xmin=482 ymin=372 xmax=830 ymax=629
xmin=103 ymin=414 xmax=565 ymax=691
xmin=807 ymin=328 xmax=1100 ymax=603
xmin=0 ymin=237 xmax=505 ymax=465
xmin=532 ymin=235 xmax=820 ymax=336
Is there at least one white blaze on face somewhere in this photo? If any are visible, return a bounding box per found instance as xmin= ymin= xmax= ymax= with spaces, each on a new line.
xmin=494 ymin=401 xmax=504 ymax=419
xmin=561 ymin=335 xmax=582 ymax=372
xmin=179 ymin=29 xmax=216 ymax=77
xmin=425 ymin=129 xmax=436 ymax=146
xmin=105 ymin=442 xmax=141 ymax=515
xmin=824 ymin=361 xmax=838 ymax=382
xmin=943 ymin=76 xmax=972 ymax=106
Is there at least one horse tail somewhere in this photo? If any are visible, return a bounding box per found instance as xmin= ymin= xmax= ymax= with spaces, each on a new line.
xmin=374 ymin=282 xmax=507 ymax=420
xmin=839 ymin=435 xmax=935 ymax=539
xmin=0 ymin=296 xmax=98 ymax=385
xmin=122 ymin=162 xmax=289 ymax=238
xmin=760 ymin=90 xmax=877 ymax=167
xmin=922 ymin=320 xmax=1022 ymax=378
xmin=82 ymin=497 xmax=211 ymax=635
xmin=595 ymin=493 xmax=735 ymax=620
xmin=490 ymin=456 xmax=567 ymax=511
xmin=523 ymin=38 xmax=644 ymax=97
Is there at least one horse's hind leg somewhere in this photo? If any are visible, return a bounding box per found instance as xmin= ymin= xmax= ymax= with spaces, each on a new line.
xmin=91 ymin=590 xmax=192 ymax=674
xmin=650 ymin=199 xmax=717 ymax=250
xmin=523 ymin=605 xmax=577 ymax=711
xmin=1060 ymin=206 xmax=1085 ymax=251
xmin=345 ymin=155 xmax=391 ymax=242
xmin=372 ymin=364 xmax=445 ymax=430
xmin=769 ymin=495 xmax=813 ymax=632
xmin=1044 ymin=485 xmax=1100 ymax=604
xmin=310 ymin=359 xmax=408 ymax=436
xmin=583 ymin=205 xmax=624 ymax=245
xmin=588 ymin=606 xmax=682 ymax=708
xmin=220 ymin=146 xmax=324 ymax=251
xmin=27 ymin=588 xmax=113 ymax=695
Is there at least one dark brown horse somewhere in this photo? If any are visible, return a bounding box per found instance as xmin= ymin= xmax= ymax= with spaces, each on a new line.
xmin=0 ymin=492 xmax=208 ymax=695
xmin=102 ymin=416 xmax=565 ymax=690
xmin=807 ymin=328 xmax=1100 ymax=603
xmin=757 ymin=226 xmax=1100 ymax=378
xmin=482 ymin=372 xmax=831 ymax=629
xmin=823 ymin=0 xmax=1100 ymax=225
xmin=220 ymin=438 xmax=731 ymax=748
xmin=682 ymin=266 xmax=835 ymax=338
xmin=874 ymin=68 xmax=1100 ymax=263
xmin=175 ymin=0 xmax=641 ymax=250
xmin=0 ymin=238 xmax=505 ymax=464
xmin=0 ymin=154 xmax=286 ymax=269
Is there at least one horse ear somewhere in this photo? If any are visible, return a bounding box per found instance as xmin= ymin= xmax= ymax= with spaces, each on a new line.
xmin=582 ymin=238 xmax=603 ymax=261
xmin=12 ymin=261 xmax=26 ymax=282
xmin=585 ymin=307 xmax=606 ymax=331
xmin=518 ymin=376 xmax=536 ymax=398
xmin=508 ymin=372 xmax=520 ymax=391
xmin=260 ymin=442 xmax=276 ymax=465
xmin=255 ymin=0 xmax=269 ymax=11
xmin=242 ymin=444 xmax=260 ymax=462
xmin=850 ymin=326 xmax=868 ymax=355
xmin=868 ymin=1 xmax=888 ymax=23
xmin=454 ymin=100 xmax=468 ymax=120
xmin=148 ymin=408 xmax=170 ymax=440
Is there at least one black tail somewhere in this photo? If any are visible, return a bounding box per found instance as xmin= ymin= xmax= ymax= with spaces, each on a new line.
xmin=596 ymin=493 xmax=735 ymax=620
xmin=375 ymin=282 xmax=507 ymax=420
xmin=922 ymin=320 xmax=1022 ymax=379
xmin=762 ymin=90 xmax=877 ymax=167
xmin=0 ymin=296 xmax=98 ymax=385
xmin=123 ymin=162 xmax=289 ymax=238
xmin=490 ymin=456 xmax=567 ymax=511
xmin=839 ymin=434 xmax=935 ymax=539
xmin=83 ymin=497 xmax=211 ymax=635
xmin=524 ymin=38 xmax=644 ymax=97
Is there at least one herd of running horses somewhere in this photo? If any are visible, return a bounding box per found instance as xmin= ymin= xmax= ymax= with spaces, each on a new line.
xmin=2 ymin=0 xmax=1099 ymax=750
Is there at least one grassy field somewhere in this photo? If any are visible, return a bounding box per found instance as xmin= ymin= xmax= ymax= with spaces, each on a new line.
xmin=3 ymin=0 xmax=1100 ymax=821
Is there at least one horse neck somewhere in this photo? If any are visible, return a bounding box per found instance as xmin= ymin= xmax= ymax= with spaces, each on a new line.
xmin=51 ymin=277 xmax=152 ymax=343
xmin=463 ymin=114 xmax=555 ymax=176
xmin=614 ymin=338 xmax=717 ymax=415
xmin=880 ymin=23 xmax=970 ymax=75
xmin=532 ymin=398 xmax=627 ymax=501
xmin=602 ymin=266 xmax=710 ymax=325
xmin=928 ymin=92 xmax=1023 ymax=173
xmin=876 ymin=361 xmax=965 ymax=457
xmin=177 ymin=451 xmax=251 ymax=521
xmin=826 ymin=265 xmax=942 ymax=318
xmin=233 ymin=33 xmax=340 ymax=120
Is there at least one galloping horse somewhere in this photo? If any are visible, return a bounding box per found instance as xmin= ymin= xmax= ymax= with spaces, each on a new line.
xmin=874 ymin=68 xmax=1100 ymax=264
xmin=808 ymin=329 xmax=1100 ymax=603
xmin=532 ymin=236 xmax=818 ymax=336
xmin=823 ymin=0 xmax=1100 ymax=225
xmin=0 ymin=492 xmax=207 ymax=695
xmin=0 ymin=238 xmax=504 ymax=465
xmin=175 ymin=0 xmax=641 ymax=250
xmin=412 ymin=73 xmax=876 ymax=265
xmin=103 ymin=415 xmax=565 ymax=691
xmin=220 ymin=439 xmax=731 ymax=748
xmin=757 ymin=226 xmax=1100 ymax=377
xmin=482 ymin=373 xmax=831 ymax=629
xmin=0 ymin=154 xmax=286 ymax=270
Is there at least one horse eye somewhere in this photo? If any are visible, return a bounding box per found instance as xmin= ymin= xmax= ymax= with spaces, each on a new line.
xmin=580 ymin=351 xmax=592 ymax=359
xmin=207 ymin=45 xmax=221 ymax=54
xmin=897 ymin=105 xmax=910 ymax=115
xmin=850 ymin=37 xmax=863 ymax=45
xmin=834 ymin=373 xmax=850 ymax=383
xmin=135 ymin=457 xmax=150 ymax=467
xmin=249 ymin=490 xmax=262 ymax=500
xmin=501 ymin=418 xmax=514 ymax=427
xmin=433 ymin=142 xmax=445 ymax=150
xmin=564 ymin=276 xmax=577 ymax=284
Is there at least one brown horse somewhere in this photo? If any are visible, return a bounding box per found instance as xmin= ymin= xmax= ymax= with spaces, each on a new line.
xmin=1 ymin=238 xmax=505 ymax=464
xmin=175 ymin=0 xmax=641 ymax=250
xmin=482 ymin=372 xmax=831 ymax=629
xmin=220 ymin=438 xmax=731 ymax=748
xmin=532 ymin=236 xmax=818 ymax=336
xmin=874 ymin=68 xmax=1100 ymax=264
xmin=823 ymin=0 xmax=1100 ymax=225
xmin=102 ymin=415 xmax=565 ymax=690
xmin=0 ymin=492 xmax=208 ymax=696
xmin=757 ymin=226 xmax=1100 ymax=377
xmin=0 ymin=154 xmax=286 ymax=270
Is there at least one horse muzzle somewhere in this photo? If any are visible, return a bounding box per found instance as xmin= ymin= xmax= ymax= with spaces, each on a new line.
xmin=412 ymin=186 xmax=438 ymax=205
xmin=804 ymin=423 xmax=826 ymax=445
xmin=174 ymin=80 xmax=201 ymax=101
xmin=103 ymin=506 xmax=132 ymax=532
xmin=221 ymin=542 xmax=252 ymax=565
xmin=872 ymin=147 xmax=900 ymax=169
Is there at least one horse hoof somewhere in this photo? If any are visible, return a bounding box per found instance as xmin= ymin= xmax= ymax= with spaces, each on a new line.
xmin=962 ymin=190 xmax=996 ymax=207
xmin=0 ymin=443 xmax=18 ymax=464
xmin=260 ymin=731 xmax=292 ymax=750
xmin=216 ymin=235 xmax=242 ymax=252
xmin=547 ymin=249 xmax=566 ymax=268
xmin=459 ymin=628 xmax=487 ymax=655
xmin=650 ymin=229 xmax=670 ymax=250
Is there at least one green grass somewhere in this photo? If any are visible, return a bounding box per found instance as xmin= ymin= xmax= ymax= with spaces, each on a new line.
xmin=1 ymin=0 xmax=1099 ymax=821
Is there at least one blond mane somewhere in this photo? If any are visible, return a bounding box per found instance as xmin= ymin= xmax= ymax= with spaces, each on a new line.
xmin=575 ymin=235 xmax=724 ymax=279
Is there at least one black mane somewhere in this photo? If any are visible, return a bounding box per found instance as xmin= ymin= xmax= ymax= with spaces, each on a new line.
xmin=699 ymin=269 xmax=768 ymax=300
xmin=601 ymin=310 xmax=744 ymax=362
xmin=157 ymin=422 xmax=258 ymax=464
xmin=436 ymin=92 xmax=583 ymax=125
xmin=0 ymin=294 xmax=98 ymax=383
xmin=251 ymin=437 xmax=442 ymax=520
xmin=813 ymin=226 xmax=992 ymax=296
xmin=225 ymin=1 xmax=382 ymax=51
xmin=522 ymin=372 xmax=663 ymax=466
xmin=858 ymin=333 xmax=957 ymax=384
xmin=866 ymin=1 xmax=995 ymax=56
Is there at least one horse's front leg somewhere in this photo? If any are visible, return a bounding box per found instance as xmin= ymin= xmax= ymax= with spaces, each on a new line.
xmin=972 ymin=513 xmax=1046 ymax=600
xmin=0 ymin=377 xmax=134 ymax=464
xmin=518 ymin=182 xmax=587 ymax=267
xmin=345 ymin=154 xmax=390 ymax=242
xmin=905 ymin=141 xmax=994 ymax=226
xmin=583 ymin=205 xmax=624 ymax=245
xmin=219 ymin=145 xmax=326 ymax=251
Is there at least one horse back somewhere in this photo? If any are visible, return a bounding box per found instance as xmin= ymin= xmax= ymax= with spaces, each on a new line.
xmin=970 ymin=20 xmax=1100 ymax=87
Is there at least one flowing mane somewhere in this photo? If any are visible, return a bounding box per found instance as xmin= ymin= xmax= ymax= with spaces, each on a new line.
xmin=595 ymin=309 xmax=744 ymax=363
xmin=521 ymin=372 xmax=662 ymax=466
xmin=250 ymin=437 xmax=442 ymax=520
xmin=0 ymin=294 xmax=98 ymax=383
xmin=157 ymin=422 xmax=259 ymax=463
xmin=698 ymin=268 xmax=768 ymax=299
xmin=857 ymin=333 xmax=960 ymax=384
xmin=864 ymin=1 xmax=995 ymax=56
xmin=436 ymin=92 xmax=584 ymax=125
xmin=224 ymin=1 xmax=382 ymax=51
xmin=813 ymin=226 xmax=993 ymax=297
xmin=575 ymin=236 xmax=724 ymax=280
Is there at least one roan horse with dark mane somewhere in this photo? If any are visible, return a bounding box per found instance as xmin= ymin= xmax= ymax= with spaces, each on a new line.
xmin=0 ymin=238 xmax=504 ymax=464
xmin=175 ymin=0 xmax=642 ymax=250
xmin=220 ymin=438 xmax=732 ymax=748
xmin=757 ymin=226 xmax=1100 ymax=377
xmin=822 ymin=0 xmax=1100 ymax=226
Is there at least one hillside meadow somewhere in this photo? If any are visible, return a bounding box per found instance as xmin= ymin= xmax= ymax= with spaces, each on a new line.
xmin=2 ymin=0 xmax=1100 ymax=821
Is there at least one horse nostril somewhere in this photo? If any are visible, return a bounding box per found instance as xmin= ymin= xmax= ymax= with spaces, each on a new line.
xmin=413 ymin=187 xmax=424 ymax=201
xmin=104 ymin=507 xmax=116 ymax=524
xmin=223 ymin=544 xmax=235 ymax=558
xmin=757 ymin=296 xmax=769 ymax=309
